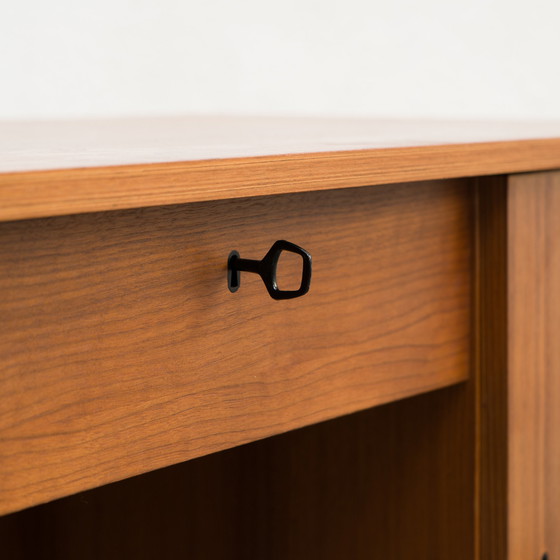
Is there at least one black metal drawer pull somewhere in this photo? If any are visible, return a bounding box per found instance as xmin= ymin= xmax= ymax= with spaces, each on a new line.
xmin=227 ymin=240 xmax=312 ymax=300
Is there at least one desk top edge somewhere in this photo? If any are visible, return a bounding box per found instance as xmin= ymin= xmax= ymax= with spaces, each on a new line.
xmin=1 ymin=116 xmax=560 ymax=221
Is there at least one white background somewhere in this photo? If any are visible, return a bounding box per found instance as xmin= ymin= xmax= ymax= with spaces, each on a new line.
xmin=1 ymin=0 xmax=559 ymax=121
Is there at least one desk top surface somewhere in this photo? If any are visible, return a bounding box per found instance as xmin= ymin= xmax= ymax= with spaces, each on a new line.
xmin=1 ymin=116 xmax=560 ymax=221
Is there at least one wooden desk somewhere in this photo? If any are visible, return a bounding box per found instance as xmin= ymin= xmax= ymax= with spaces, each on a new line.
xmin=1 ymin=117 xmax=559 ymax=559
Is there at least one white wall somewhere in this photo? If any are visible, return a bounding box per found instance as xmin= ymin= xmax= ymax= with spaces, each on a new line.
xmin=1 ymin=0 xmax=559 ymax=121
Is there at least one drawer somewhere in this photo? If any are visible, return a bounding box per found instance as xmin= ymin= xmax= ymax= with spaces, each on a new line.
xmin=0 ymin=179 xmax=472 ymax=513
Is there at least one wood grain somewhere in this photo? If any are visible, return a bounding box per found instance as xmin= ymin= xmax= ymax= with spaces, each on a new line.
xmin=0 ymin=180 xmax=473 ymax=515
xmin=475 ymin=176 xmax=508 ymax=560
xmin=476 ymin=171 xmax=560 ymax=560
xmin=4 ymin=116 xmax=560 ymax=173
xmin=0 ymin=385 xmax=475 ymax=560
xmin=508 ymin=171 xmax=560 ymax=560
xmin=1 ymin=117 xmax=560 ymax=221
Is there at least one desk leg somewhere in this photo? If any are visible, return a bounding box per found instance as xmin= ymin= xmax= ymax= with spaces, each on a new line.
xmin=478 ymin=171 xmax=560 ymax=560
xmin=508 ymin=171 xmax=560 ymax=560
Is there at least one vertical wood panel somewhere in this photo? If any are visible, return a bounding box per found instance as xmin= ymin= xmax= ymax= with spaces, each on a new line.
xmin=476 ymin=176 xmax=508 ymax=560
xmin=508 ymin=171 xmax=560 ymax=560
xmin=546 ymin=184 xmax=560 ymax=559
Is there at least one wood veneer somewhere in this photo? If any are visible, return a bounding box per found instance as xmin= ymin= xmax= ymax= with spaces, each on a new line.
xmin=1 ymin=117 xmax=560 ymax=221
xmin=0 ymin=179 xmax=472 ymax=514
xmin=475 ymin=171 xmax=560 ymax=560
xmin=2 ymin=117 xmax=559 ymax=558
xmin=507 ymin=171 xmax=560 ymax=560
xmin=476 ymin=176 xmax=508 ymax=560
xmin=1 ymin=385 xmax=475 ymax=560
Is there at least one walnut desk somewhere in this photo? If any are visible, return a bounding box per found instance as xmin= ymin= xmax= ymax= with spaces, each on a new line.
xmin=1 ymin=117 xmax=560 ymax=559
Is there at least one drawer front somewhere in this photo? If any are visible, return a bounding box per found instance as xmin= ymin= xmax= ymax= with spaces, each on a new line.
xmin=0 ymin=180 xmax=472 ymax=513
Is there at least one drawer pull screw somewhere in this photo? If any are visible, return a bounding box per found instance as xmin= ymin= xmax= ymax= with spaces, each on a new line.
xmin=227 ymin=240 xmax=312 ymax=300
